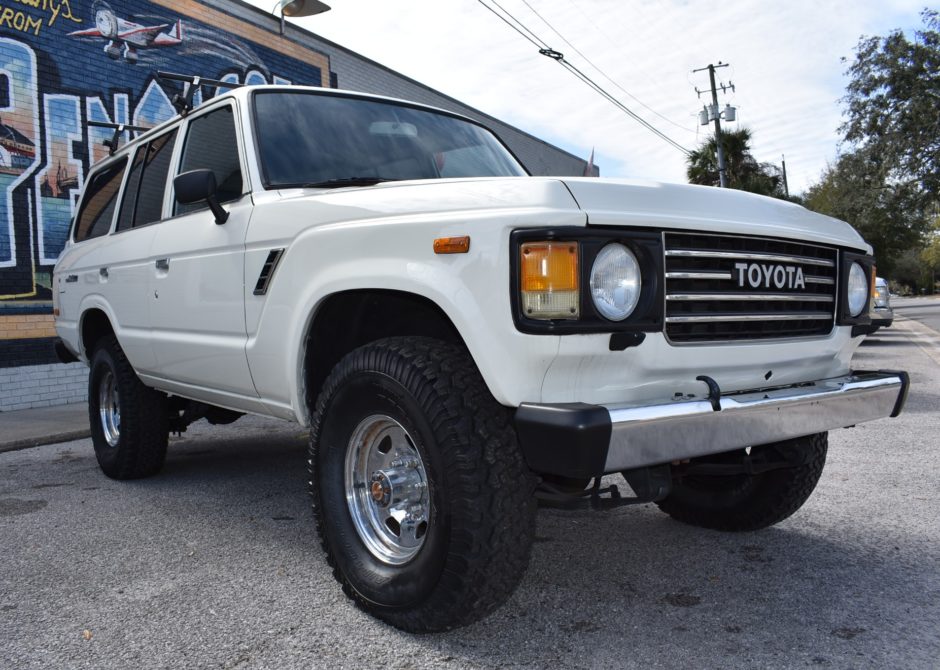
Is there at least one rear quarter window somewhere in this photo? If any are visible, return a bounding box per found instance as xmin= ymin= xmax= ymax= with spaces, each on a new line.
xmin=74 ymin=158 xmax=127 ymax=242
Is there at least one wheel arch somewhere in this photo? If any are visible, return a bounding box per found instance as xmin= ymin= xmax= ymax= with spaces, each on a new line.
xmin=80 ymin=307 xmax=116 ymax=360
xmin=301 ymin=289 xmax=466 ymax=421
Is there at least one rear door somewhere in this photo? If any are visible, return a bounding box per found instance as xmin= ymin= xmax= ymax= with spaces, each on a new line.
xmin=102 ymin=128 xmax=179 ymax=373
xmin=147 ymin=102 xmax=256 ymax=398
xmin=57 ymin=154 xmax=159 ymax=371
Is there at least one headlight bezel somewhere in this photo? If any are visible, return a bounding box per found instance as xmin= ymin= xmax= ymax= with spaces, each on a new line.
xmin=836 ymin=251 xmax=874 ymax=327
xmin=510 ymin=227 xmax=664 ymax=334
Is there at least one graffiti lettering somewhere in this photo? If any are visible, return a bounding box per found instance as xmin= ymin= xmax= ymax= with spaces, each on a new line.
xmin=0 ymin=6 xmax=43 ymax=35
xmin=10 ymin=0 xmax=81 ymax=27
xmin=0 ymin=0 xmax=334 ymax=305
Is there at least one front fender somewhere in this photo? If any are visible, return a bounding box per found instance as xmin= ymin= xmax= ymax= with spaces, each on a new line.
xmin=246 ymin=208 xmax=585 ymax=422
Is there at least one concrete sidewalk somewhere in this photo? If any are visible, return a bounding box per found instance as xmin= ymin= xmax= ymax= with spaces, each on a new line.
xmin=0 ymin=402 xmax=90 ymax=453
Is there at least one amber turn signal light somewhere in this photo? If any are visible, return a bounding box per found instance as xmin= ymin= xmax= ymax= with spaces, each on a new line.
xmin=520 ymin=241 xmax=579 ymax=319
xmin=433 ymin=236 xmax=471 ymax=254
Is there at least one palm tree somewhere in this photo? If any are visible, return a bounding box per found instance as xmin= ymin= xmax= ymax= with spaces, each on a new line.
xmin=687 ymin=127 xmax=784 ymax=197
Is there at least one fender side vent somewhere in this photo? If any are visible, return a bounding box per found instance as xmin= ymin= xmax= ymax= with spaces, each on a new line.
xmin=253 ymin=248 xmax=285 ymax=296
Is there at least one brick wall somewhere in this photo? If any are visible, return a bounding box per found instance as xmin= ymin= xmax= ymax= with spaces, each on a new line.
xmin=0 ymin=314 xmax=56 ymax=340
xmin=0 ymin=0 xmax=592 ymax=412
xmin=0 ymin=362 xmax=87 ymax=412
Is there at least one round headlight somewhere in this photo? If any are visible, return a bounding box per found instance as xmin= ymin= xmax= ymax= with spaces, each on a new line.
xmin=590 ymin=244 xmax=641 ymax=321
xmin=847 ymin=262 xmax=868 ymax=317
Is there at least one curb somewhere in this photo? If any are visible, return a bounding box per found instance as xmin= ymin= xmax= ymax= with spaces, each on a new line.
xmin=0 ymin=429 xmax=91 ymax=454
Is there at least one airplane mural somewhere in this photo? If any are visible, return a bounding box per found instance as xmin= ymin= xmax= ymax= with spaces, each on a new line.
xmin=68 ymin=2 xmax=183 ymax=64
xmin=0 ymin=0 xmax=333 ymax=311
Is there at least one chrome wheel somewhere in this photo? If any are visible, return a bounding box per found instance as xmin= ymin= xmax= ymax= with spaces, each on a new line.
xmin=345 ymin=415 xmax=429 ymax=565
xmin=98 ymin=369 xmax=120 ymax=447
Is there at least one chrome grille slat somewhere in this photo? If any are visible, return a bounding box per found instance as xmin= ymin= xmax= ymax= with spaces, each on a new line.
xmin=664 ymin=232 xmax=838 ymax=343
xmin=665 ymin=271 xmax=733 ymax=280
xmin=666 ymin=312 xmax=833 ymax=323
xmin=665 ymin=249 xmax=836 ymax=268
xmin=666 ymin=293 xmax=834 ymax=303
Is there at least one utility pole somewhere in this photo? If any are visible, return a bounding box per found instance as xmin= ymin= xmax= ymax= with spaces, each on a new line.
xmin=693 ymin=62 xmax=732 ymax=188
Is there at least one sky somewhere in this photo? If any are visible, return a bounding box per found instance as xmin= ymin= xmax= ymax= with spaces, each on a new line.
xmin=243 ymin=0 xmax=927 ymax=194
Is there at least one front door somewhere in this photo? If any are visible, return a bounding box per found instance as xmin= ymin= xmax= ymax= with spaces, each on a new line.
xmin=148 ymin=103 xmax=256 ymax=399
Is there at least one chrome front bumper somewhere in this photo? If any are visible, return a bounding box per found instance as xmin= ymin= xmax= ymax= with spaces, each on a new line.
xmin=515 ymin=370 xmax=909 ymax=477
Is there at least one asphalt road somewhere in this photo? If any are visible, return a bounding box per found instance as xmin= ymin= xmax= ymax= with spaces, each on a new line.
xmin=893 ymin=296 xmax=940 ymax=334
xmin=3 ymin=320 xmax=939 ymax=669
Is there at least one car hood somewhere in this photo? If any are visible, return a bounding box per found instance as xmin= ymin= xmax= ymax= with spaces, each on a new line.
xmin=560 ymin=177 xmax=871 ymax=253
xmin=268 ymin=176 xmax=870 ymax=254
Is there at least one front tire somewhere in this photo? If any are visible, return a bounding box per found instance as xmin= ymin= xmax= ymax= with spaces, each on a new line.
xmin=88 ymin=335 xmax=169 ymax=479
xmin=655 ymin=432 xmax=828 ymax=531
xmin=309 ymin=337 xmax=536 ymax=632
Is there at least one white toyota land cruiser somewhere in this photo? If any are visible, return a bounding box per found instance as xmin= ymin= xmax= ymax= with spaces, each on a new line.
xmin=54 ymin=79 xmax=909 ymax=632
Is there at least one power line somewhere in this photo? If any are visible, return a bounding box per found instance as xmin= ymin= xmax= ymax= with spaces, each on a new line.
xmin=475 ymin=0 xmax=691 ymax=155
xmin=518 ymin=0 xmax=696 ymax=136
xmin=476 ymin=0 xmax=546 ymax=49
xmin=557 ymin=56 xmax=691 ymax=155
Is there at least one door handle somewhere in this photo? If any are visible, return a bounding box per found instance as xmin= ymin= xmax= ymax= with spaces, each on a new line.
xmin=65 ymin=274 xmax=78 ymax=283
xmin=155 ymin=258 xmax=170 ymax=271
xmin=99 ymin=267 xmax=109 ymax=279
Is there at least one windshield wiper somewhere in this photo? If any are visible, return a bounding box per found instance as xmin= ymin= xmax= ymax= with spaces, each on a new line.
xmin=300 ymin=177 xmax=397 ymax=189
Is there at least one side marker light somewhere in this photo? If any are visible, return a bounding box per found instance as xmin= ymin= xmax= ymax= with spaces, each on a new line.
xmin=433 ymin=236 xmax=471 ymax=254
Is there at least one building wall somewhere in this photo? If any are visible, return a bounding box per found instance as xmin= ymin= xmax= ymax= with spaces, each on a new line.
xmin=0 ymin=0 xmax=592 ymax=411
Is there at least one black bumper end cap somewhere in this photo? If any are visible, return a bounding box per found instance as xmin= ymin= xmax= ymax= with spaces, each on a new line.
xmin=514 ymin=403 xmax=612 ymax=479
xmin=883 ymin=369 xmax=910 ymax=417
xmin=851 ymin=368 xmax=910 ymax=418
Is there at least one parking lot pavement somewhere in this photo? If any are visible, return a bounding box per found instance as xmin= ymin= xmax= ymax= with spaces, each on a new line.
xmin=0 ymin=403 xmax=89 ymax=453
xmin=2 ymin=320 xmax=939 ymax=669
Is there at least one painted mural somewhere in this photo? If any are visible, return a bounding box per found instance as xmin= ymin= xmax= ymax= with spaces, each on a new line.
xmin=0 ymin=0 xmax=332 ymax=306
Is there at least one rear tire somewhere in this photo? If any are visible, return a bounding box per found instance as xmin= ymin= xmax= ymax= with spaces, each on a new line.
xmin=88 ymin=335 xmax=169 ymax=479
xmin=655 ymin=432 xmax=828 ymax=531
xmin=309 ymin=337 xmax=536 ymax=632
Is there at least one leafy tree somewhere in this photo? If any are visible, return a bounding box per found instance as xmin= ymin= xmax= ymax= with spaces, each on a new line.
xmin=920 ymin=212 xmax=940 ymax=289
xmin=803 ymin=10 xmax=939 ymax=277
xmin=804 ymin=148 xmax=928 ymax=276
xmin=841 ymin=9 xmax=940 ymax=203
xmin=686 ymin=127 xmax=786 ymax=198
xmin=893 ymin=246 xmax=933 ymax=293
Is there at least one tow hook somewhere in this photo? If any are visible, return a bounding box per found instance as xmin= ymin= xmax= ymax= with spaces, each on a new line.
xmin=696 ymin=375 xmax=722 ymax=411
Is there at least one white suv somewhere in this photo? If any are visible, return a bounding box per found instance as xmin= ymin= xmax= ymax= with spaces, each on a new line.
xmin=54 ymin=83 xmax=909 ymax=632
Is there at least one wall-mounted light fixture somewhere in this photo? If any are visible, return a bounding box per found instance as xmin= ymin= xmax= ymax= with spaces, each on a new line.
xmin=278 ymin=0 xmax=331 ymax=35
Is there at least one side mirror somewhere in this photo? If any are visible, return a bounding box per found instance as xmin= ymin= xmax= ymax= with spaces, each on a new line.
xmin=174 ymin=169 xmax=229 ymax=225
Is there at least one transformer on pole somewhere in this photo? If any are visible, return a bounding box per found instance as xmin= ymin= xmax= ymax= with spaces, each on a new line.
xmin=693 ymin=62 xmax=736 ymax=188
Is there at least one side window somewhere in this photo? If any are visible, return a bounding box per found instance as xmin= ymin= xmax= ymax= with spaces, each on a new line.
xmin=116 ymin=147 xmax=145 ymax=232
xmin=74 ymin=158 xmax=127 ymax=242
xmin=175 ymin=106 xmax=243 ymax=215
xmin=116 ymin=129 xmax=178 ymax=231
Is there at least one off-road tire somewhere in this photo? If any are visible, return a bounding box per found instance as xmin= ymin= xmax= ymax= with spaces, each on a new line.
xmin=655 ymin=432 xmax=828 ymax=531
xmin=309 ymin=337 xmax=537 ymax=633
xmin=88 ymin=335 xmax=169 ymax=479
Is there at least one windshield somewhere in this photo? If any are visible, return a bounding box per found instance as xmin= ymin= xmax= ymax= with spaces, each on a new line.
xmin=253 ymin=91 xmax=527 ymax=188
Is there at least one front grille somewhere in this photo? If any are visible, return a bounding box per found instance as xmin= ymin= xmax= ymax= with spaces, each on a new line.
xmin=664 ymin=232 xmax=838 ymax=343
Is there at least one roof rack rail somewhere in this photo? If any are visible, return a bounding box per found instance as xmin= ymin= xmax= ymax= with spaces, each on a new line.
xmin=157 ymin=71 xmax=244 ymax=116
xmin=88 ymin=121 xmax=150 ymax=156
